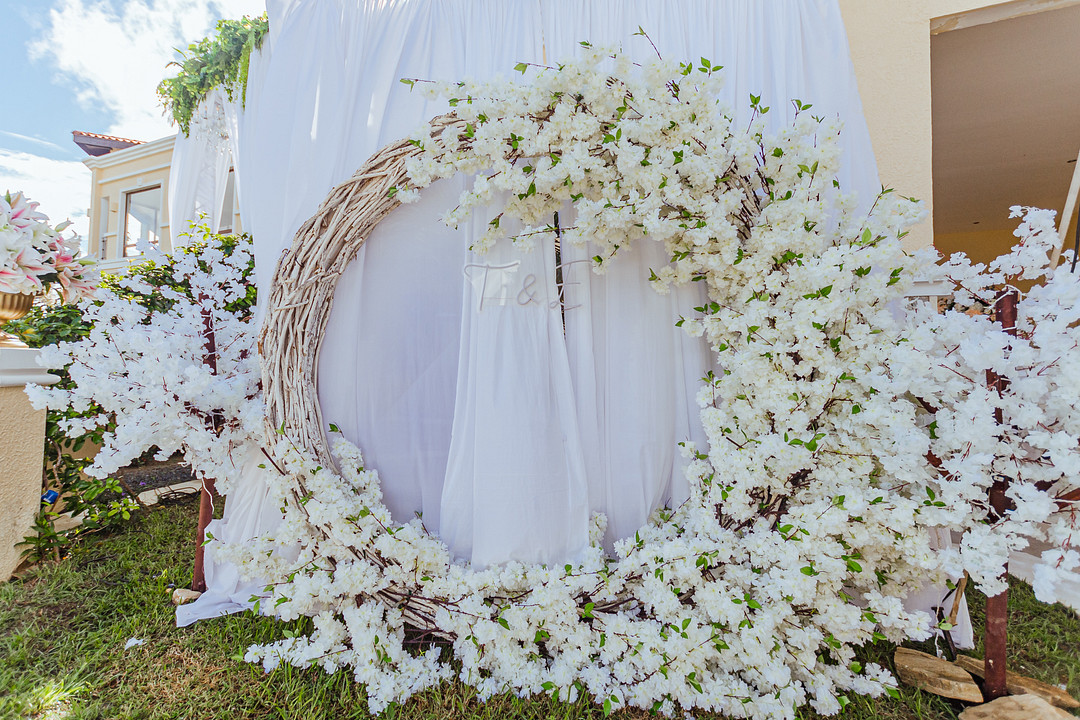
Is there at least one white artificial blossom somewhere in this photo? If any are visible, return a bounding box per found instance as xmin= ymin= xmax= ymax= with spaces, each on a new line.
xmin=27 ymin=230 xmax=262 ymax=492
xmin=31 ymin=44 xmax=1078 ymax=719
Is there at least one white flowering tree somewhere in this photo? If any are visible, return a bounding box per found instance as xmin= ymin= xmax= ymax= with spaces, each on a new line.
xmin=28 ymin=230 xmax=262 ymax=496
xmin=900 ymin=208 xmax=1080 ymax=601
xmin=31 ymin=45 xmax=1079 ymax=720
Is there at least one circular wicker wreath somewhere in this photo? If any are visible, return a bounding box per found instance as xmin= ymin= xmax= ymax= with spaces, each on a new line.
xmin=259 ymin=114 xmax=468 ymax=633
xmin=240 ymin=51 xmax=951 ymax=716
xmin=260 ymin=113 xmax=466 ymax=463
xmin=256 ymin=110 xmax=758 ymax=634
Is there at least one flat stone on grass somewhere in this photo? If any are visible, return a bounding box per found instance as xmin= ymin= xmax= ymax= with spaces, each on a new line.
xmin=959 ymin=693 xmax=1076 ymax=720
xmin=954 ymin=654 xmax=1080 ymax=709
xmin=171 ymin=588 xmax=202 ymax=605
xmin=894 ymin=647 xmax=984 ymax=703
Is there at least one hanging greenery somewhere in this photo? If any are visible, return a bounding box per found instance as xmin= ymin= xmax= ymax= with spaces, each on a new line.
xmin=157 ymin=14 xmax=269 ymax=135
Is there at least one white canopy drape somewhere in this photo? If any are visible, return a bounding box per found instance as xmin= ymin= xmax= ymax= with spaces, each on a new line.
xmin=247 ymin=0 xmax=880 ymax=560
xmin=179 ymin=1 xmax=971 ymax=646
xmin=167 ymin=89 xmax=234 ymax=242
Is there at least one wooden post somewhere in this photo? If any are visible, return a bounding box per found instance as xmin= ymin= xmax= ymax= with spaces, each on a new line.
xmin=192 ymin=297 xmax=222 ymax=594
xmin=192 ymin=476 xmax=217 ymax=593
xmin=983 ymin=289 xmax=1018 ymax=700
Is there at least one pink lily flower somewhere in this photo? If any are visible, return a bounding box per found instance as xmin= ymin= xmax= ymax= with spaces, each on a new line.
xmin=14 ymin=247 xmax=51 ymax=283
xmin=0 ymin=265 xmax=40 ymax=293
xmin=3 ymin=191 xmax=46 ymax=230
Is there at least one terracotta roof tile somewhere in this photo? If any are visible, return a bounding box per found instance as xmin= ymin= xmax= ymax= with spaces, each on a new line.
xmin=72 ymin=130 xmax=146 ymax=157
xmin=72 ymin=130 xmax=145 ymax=145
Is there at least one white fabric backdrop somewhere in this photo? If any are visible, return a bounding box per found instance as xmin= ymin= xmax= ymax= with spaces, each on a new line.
xmin=241 ymin=0 xmax=882 ymax=567
xmin=168 ymin=89 xmax=234 ymax=242
xmin=180 ymin=1 xmax=974 ymax=644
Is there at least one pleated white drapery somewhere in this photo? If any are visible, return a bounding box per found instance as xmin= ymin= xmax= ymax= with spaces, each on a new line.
xmin=179 ymin=1 xmax=970 ymax=643
xmin=167 ymin=89 xmax=235 ymax=242
xmin=240 ymin=0 xmax=880 ymax=564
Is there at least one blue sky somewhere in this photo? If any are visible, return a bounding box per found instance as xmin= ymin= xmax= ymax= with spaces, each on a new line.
xmin=0 ymin=0 xmax=264 ymax=240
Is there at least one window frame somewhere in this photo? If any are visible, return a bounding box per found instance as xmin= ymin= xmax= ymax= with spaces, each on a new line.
xmin=121 ymin=185 xmax=163 ymax=258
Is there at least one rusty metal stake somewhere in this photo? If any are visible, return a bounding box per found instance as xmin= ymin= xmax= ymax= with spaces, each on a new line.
xmin=984 ymin=288 xmax=1018 ymax=700
xmin=983 ymin=567 xmax=1008 ymax=699
xmin=192 ymin=297 xmax=224 ymax=594
xmin=192 ymin=476 xmax=217 ymax=593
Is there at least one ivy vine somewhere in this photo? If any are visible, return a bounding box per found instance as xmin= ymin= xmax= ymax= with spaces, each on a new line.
xmin=157 ymin=14 xmax=269 ymax=135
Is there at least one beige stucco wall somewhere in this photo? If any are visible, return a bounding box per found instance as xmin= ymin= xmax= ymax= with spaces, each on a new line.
xmin=837 ymin=0 xmax=1072 ymax=251
xmin=937 ymin=207 xmax=1080 ymax=268
xmin=85 ymin=136 xmax=176 ymax=263
xmin=0 ymin=385 xmax=45 ymax=579
xmin=84 ymin=134 xmax=244 ymax=270
xmin=936 ymin=228 xmax=1019 ymax=267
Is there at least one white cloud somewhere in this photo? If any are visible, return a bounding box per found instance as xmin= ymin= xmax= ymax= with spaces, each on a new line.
xmin=32 ymin=0 xmax=266 ymax=141
xmin=12 ymin=1 xmax=264 ymax=254
xmin=0 ymin=131 xmax=67 ymax=154
xmin=0 ymin=149 xmax=92 ymax=243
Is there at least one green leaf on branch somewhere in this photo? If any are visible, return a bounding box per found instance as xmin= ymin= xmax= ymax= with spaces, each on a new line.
xmin=803 ymin=285 xmax=833 ymax=300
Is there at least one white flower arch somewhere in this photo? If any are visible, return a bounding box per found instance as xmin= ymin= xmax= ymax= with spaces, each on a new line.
xmin=216 ymin=46 xmax=1080 ymax=719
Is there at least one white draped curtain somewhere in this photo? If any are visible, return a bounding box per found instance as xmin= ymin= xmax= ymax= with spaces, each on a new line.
xmin=242 ymin=0 xmax=879 ymax=561
xmin=181 ymin=0 xmax=974 ymax=643
xmin=168 ymin=89 xmax=234 ymax=242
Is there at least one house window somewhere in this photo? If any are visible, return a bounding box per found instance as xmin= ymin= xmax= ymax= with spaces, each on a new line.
xmin=123 ymin=186 xmax=161 ymax=257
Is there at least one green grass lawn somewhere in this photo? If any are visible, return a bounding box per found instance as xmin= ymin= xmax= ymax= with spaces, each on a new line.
xmin=2 ymin=498 xmax=1077 ymax=720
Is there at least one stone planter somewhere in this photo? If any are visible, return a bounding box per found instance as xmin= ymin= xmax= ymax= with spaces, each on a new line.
xmin=0 ymin=344 xmax=58 ymax=579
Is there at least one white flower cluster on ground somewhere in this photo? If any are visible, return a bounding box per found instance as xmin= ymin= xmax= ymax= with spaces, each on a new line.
xmin=0 ymin=190 xmax=95 ymax=301
xmin=27 ymin=232 xmax=262 ymax=489
xmin=30 ymin=45 xmax=1079 ymax=720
